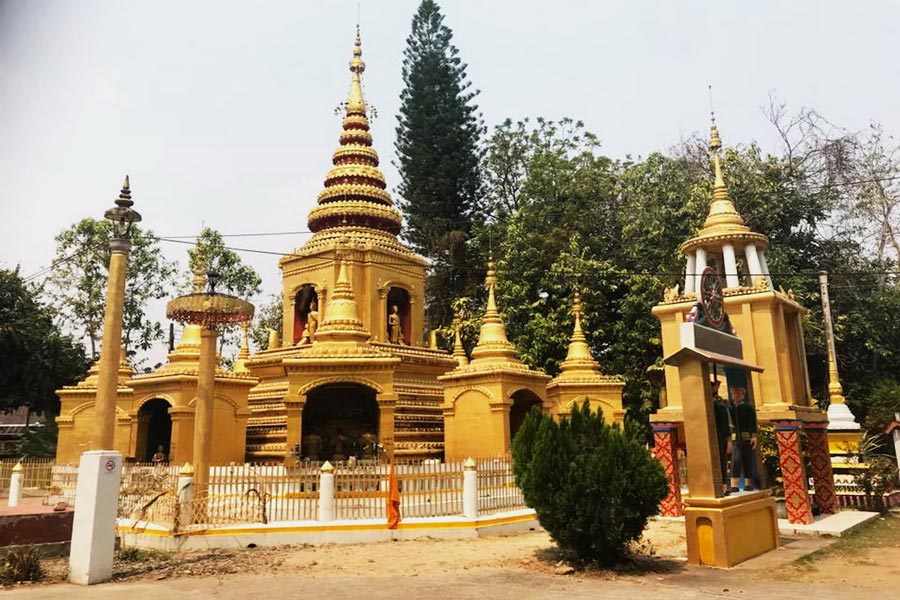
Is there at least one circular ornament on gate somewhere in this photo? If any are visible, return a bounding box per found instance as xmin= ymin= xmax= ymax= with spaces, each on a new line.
xmin=105 ymin=458 xmax=116 ymax=472
xmin=699 ymin=266 xmax=725 ymax=329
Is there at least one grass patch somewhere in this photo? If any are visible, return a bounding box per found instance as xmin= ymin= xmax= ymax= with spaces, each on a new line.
xmin=795 ymin=513 xmax=900 ymax=565
xmin=117 ymin=546 xmax=171 ymax=563
xmin=0 ymin=546 xmax=45 ymax=584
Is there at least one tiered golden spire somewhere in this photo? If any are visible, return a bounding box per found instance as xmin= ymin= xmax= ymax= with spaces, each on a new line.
xmin=306 ymin=29 xmax=403 ymax=238
xmin=557 ymin=290 xmax=602 ymax=377
xmin=699 ymin=116 xmax=748 ymax=235
xmin=468 ymin=256 xmax=523 ymax=365
xmin=680 ymin=114 xmax=768 ymax=255
xmin=312 ymin=246 xmax=370 ymax=345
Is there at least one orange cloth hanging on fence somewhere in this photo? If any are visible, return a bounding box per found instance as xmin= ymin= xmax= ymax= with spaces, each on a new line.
xmin=386 ymin=461 xmax=401 ymax=529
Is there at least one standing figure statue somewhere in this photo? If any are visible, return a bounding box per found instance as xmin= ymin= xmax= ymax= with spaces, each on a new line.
xmin=711 ymin=380 xmax=732 ymax=495
xmin=728 ymin=386 xmax=758 ymax=492
xmin=388 ymin=305 xmax=404 ymax=344
xmin=297 ymin=301 xmax=320 ymax=346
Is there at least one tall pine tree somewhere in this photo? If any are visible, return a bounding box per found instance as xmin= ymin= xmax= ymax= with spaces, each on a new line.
xmin=395 ymin=0 xmax=485 ymax=329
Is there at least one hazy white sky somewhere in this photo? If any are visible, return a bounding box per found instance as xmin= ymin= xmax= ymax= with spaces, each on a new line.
xmin=1 ymin=0 xmax=898 ymax=360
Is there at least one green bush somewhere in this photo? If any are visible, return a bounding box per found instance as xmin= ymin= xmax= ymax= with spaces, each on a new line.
xmin=0 ymin=546 xmax=45 ymax=584
xmin=512 ymin=402 xmax=668 ymax=566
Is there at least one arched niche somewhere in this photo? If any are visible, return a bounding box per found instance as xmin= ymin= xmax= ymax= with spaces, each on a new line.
xmin=386 ymin=286 xmax=411 ymax=344
xmin=509 ymin=389 xmax=544 ymax=444
xmin=292 ymin=284 xmax=319 ymax=344
xmin=136 ymin=397 xmax=172 ymax=462
xmin=301 ymin=384 xmax=380 ymax=462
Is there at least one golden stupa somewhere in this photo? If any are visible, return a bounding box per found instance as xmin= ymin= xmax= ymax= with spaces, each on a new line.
xmin=55 ymin=29 xmax=626 ymax=466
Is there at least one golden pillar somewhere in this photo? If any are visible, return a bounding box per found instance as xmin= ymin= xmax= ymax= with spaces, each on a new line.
xmin=377 ymin=393 xmax=398 ymax=460
xmin=93 ymin=176 xmax=141 ymax=450
xmin=284 ymin=394 xmax=305 ymax=467
xmin=93 ymin=244 xmax=129 ymax=450
xmin=167 ymin=273 xmax=254 ymax=500
xmin=193 ymin=327 xmax=218 ymax=498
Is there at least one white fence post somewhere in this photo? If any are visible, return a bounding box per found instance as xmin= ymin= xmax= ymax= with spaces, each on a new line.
xmin=177 ymin=462 xmax=194 ymax=526
xmin=318 ymin=461 xmax=335 ymax=522
xmin=463 ymin=457 xmax=478 ymax=519
xmin=7 ymin=462 xmax=23 ymax=508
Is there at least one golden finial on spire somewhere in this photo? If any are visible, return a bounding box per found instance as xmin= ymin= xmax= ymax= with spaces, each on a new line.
xmin=346 ymin=26 xmax=366 ymax=115
xmin=469 ymin=253 xmax=521 ymax=364
xmin=678 ymin=96 xmax=769 ymax=259
xmin=559 ymin=290 xmax=601 ymax=371
xmin=698 ymin=107 xmax=746 ymax=233
xmin=116 ymin=175 xmax=133 ymax=207
xmin=452 ymin=311 xmax=469 ymax=367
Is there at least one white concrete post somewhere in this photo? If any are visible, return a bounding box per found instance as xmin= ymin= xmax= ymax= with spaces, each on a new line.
xmin=722 ymin=243 xmax=740 ymax=288
xmin=695 ymin=247 xmax=708 ymax=294
xmin=177 ymin=462 xmax=194 ymax=527
xmin=684 ymin=253 xmax=696 ymax=294
xmin=745 ymin=243 xmax=764 ymax=286
xmin=463 ymin=457 xmax=478 ymax=519
xmin=7 ymin=462 xmax=23 ymax=508
xmin=69 ymin=450 xmax=123 ymax=585
xmin=318 ymin=461 xmax=335 ymax=522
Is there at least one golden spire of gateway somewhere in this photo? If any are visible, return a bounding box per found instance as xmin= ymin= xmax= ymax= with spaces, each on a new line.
xmin=699 ymin=115 xmax=748 ymax=235
xmin=679 ymin=115 xmax=769 ymax=259
xmin=305 ymin=28 xmax=403 ymax=239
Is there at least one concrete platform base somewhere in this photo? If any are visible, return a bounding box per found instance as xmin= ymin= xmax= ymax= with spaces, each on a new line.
xmin=118 ymin=509 xmax=540 ymax=552
xmin=683 ymin=492 xmax=779 ymax=568
xmin=777 ymin=510 xmax=880 ymax=537
xmin=659 ymin=508 xmax=881 ymax=538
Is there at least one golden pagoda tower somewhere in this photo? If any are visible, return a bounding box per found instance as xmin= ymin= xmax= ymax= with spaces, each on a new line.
xmin=279 ymin=27 xmax=421 ymax=347
xmin=650 ymin=115 xmax=837 ymax=523
xmin=546 ymin=291 xmax=625 ymax=424
xmin=439 ymin=257 xmax=551 ymax=461
xmin=244 ymin=29 xmax=455 ymax=463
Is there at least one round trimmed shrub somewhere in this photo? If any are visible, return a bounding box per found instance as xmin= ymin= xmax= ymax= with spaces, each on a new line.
xmin=512 ymin=401 xmax=668 ymax=565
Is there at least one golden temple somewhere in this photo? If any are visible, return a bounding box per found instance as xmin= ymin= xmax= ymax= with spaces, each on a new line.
xmin=54 ymin=30 xmax=625 ymax=466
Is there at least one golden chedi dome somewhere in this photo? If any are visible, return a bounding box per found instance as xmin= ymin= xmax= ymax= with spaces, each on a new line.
xmin=305 ymin=29 xmax=404 ymax=244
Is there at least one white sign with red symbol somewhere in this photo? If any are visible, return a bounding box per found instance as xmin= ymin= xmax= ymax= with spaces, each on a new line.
xmin=104 ymin=458 xmax=117 ymax=473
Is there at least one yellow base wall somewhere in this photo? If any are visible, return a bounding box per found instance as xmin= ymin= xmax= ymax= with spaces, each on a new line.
xmin=828 ymin=431 xmax=862 ymax=455
xmin=684 ymin=492 xmax=779 ymax=568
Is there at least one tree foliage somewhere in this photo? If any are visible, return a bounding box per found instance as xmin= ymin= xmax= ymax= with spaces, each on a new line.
xmin=185 ymin=227 xmax=263 ymax=361
xmin=186 ymin=227 xmax=262 ymax=298
xmin=396 ymin=0 xmax=485 ymax=328
xmin=250 ymin=293 xmax=283 ymax=352
xmin=0 ymin=268 xmax=89 ymax=415
xmin=44 ymin=219 xmax=177 ymax=357
xmin=512 ymin=402 xmax=668 ymax=565
xmin=18 ymin=415 xmax=59 ymax=458
xmin=476 ymin=113 xmax=897 ymax=429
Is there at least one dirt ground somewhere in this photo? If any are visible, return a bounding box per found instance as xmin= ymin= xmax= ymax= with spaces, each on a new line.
xmin=4 ymin=515 xmax=899 ymax=599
